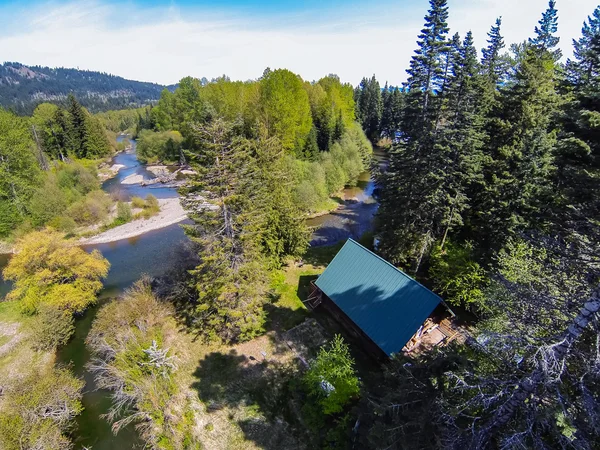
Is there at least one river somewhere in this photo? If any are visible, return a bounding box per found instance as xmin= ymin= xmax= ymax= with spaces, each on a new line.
xmin=307 ymin=147 xmax=387 ymax=247
xmin=0 ymin=141 xmax=386 ymax=448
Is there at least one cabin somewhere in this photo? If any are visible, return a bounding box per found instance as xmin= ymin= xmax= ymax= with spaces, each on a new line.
xmin=305 ymin=239 xmax=460 ymax=360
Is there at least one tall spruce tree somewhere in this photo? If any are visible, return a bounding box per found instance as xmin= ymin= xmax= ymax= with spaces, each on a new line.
xmin=183 ymin=119 xmax=269 ymax=342
xmin=566 ymin=6 xmax=600 ymax=88
xmin=66 ymin=94 xmax=87 ymax=158
xmin=469 ymin=43 xmax=560 ymax=255
xmin=377 ymin=0 xmax=452 ymax=271
xmin=380 ymin=85 xmax=403 ymax=139
xmin=438 ymin=31 xmax=485 ymax=250
xmin=529 ymin=0 xmax=562 ymax=60
xmin=556 ymin=7 xmax=600 ymax=238
xmin=354 ymin=75 xmax=383 ymax=142
xmin=481 ymin=18 xmax=506 ymax=86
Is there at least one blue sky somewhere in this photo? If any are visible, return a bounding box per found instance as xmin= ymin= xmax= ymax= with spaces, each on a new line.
xmin=0 ymin=0 xmax=597 ymax=85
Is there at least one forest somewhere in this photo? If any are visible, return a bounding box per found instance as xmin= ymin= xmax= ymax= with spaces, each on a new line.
xmin=0 ymin=0 xmax=599 ymax=449
xmin=0 ymin=62 xmax=169 ymax=114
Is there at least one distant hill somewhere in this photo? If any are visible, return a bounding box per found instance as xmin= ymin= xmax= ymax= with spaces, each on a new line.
xmin=0 ymin=62 xmax=173 ymax=114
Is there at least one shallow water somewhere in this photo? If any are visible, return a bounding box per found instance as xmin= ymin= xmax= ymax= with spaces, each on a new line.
xmin=101 ymin=139 xmax=179 ymax=201
xmin=307 ymin=147 xmax=388 ymax=247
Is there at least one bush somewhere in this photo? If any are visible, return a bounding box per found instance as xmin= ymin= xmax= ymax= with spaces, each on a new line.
xmin=116 ymin=201 xmax=132 ymax=223
xmin=429 ymin=241 xmax=487 ymax=310
xmin=131 ymin=196 xmax=146 ymax=209
xmin=28 ymin=176 xmax=68 ymax=227
xmin=68 ymin=190 xmax=112 ymax=225
xmin=303 ymin=335 xmax=360 ymax=415
xmin=3 ymin=230 xmax=110 ymax=314
xmin=32 ymin=305 xmax=75 ymax=350
xmin=0 ymin=367 xmax=84 ymax=450
xmin=145 ymin=194 xmax=159 ymax=210
xmin=137 ymin=129 xmax=183 ymax=164
xmin=47 ymin=215 xmax=77 ymax=233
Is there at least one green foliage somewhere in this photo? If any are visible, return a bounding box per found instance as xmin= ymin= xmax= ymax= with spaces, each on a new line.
xmin=131 ymin=194 xmax=161 ymax=219
xmin=0 ymin=366 xmax=84 ymax=450
xmin=292 ymin=123 xmax=372 ymax=213
xmin=137 ymin=129 xmax=183 ymax=163
xmin=116 ymin=200 xmax=133 ymax=223
xmin=354 ymin=75 xmax=383 ymax=142
xmin=67 ymin=190 xmax=112 ymax=225
xmin=184 ymin=120 xmax=270 ymax=342
xmin=3 ymin=230 xmax=109 ymax=314
xmin=95 ymin=107 xmax=147 ymax=133
xmin=87 ymin=280 xmax=199 ymax=449
xmin=429 ymin=241 xmax=487 ymax=309
xmin=303 ymin=335 xmax=360 ymax=415
xmin=259 ymin=69 xmax=313 ymax=156
xmin=32 ymin=304 xmax=75 ymax=350
xmin=131 ymin=196 xmax=146 ymax=209
xmin=0 ymin=108 xmax=41 ymax=236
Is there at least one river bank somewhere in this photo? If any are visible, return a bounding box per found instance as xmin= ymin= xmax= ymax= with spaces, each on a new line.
xmin=81 ymin=198 xmax=187 ymax=245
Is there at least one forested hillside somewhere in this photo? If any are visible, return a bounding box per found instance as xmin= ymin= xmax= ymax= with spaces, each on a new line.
xmin=0 ymin=62 xmax=170 ymax=114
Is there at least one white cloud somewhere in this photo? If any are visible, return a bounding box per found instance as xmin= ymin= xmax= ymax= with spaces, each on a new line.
xmin=0 ymin=0 xmax=597 ymax=86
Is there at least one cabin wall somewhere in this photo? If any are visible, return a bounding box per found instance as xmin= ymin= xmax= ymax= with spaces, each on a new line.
xmin=320 ymin=294 xmax=390 ymax=361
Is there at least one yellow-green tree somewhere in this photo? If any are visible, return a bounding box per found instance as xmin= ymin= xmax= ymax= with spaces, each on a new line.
xmin=258 ymin=69 xmax=312 ymax=156
xmin=3 ymin=230 xmax=110 ymax=314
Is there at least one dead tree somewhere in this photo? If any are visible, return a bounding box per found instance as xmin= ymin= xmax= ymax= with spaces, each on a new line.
xmin=467 ymin=287 xmax=600 ymax=449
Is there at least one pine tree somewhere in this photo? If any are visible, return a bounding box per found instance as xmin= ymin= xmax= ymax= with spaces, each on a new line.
xmin=481 ymin=18 xmax=506 ymax=86
xmin=555 ymin=6 xmax=600 ymax=236
xmin=355 ymin=75 xmax=383 ymax=142
xmin=66 ymin=94 xmax=87 ymax=158
xmin=529 ymin=0 xmax=562 ymax=60
xmin=377 ymin=0 xmax=452 ymax=270
xmin=183 ymin=119 xmax=269 ymax=342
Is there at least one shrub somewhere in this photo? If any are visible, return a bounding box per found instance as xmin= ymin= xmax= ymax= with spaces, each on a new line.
xmin=303 ymin=335 xmax=360 ymax=415
xmin=116 ymin=201 xmax=132 ymax=223
xmin=28 ymin=176 xmax=68 ymax=227
xmin=68 ymin=190 xmax=112 ymax=225
xmin=429 ymin=241 xmax=487 ymax=310
xmin=47 ymin=215 xmax=77 ymax=233
xmin=131 ymin=196 xmax=146 ymax=209
xmin=3 ymin=230 xmax=110 ymax=314
xmin=0 ymin=367 xmax=84 ymax=450
xmin=32 ymin=305 xmax=75 ymax=350
xmin=145 ymin=194 xmax=159 ymax=210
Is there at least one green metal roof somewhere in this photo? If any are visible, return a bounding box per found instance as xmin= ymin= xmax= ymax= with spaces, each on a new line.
xmin=315 ymin=239 xmax=442 ymax=356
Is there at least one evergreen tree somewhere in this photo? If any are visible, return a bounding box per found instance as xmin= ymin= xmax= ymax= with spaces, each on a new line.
xmin=438 ymin=31 xmax=485 ymax=249
xmin=402 ymin=0 xmax=450 ymax=136
xmin=380 ymin=87 xmax=403 ymax=139
xmin=354 ymin=75 xmax=383 ymax=142
xmin=555 ymin=7 xmax=600 ymax=235
xmin=251 ymin=131 xmax=309 ymax=266
xmin=566 ymin=6 xmax=600 ymax=88
xmin=468 ymin=44 xmax=560 ymax=255
xmin=376 ymin=0 xmax=452 ymax=270
xmin=481 ymin=18 xmax=506 ymax=85
xmin=183 ymin=119 xmax=269 ymax=342
xmin=529 ymin=0 xmax=562 ymax=60
xmin=66 ymin=93 xmax=87 ymax=157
